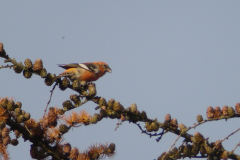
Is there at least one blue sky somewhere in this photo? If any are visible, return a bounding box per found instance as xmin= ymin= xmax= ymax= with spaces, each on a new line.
xmin=1 ymin=1 xmax=240 ymax=160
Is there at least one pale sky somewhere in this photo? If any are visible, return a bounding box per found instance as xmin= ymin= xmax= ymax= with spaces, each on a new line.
xmin=1 ymin=1 xmax=240 ymax=160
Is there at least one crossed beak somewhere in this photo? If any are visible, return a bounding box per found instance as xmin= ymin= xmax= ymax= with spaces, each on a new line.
xmin=106 ymin=67 xmax=112 ymax=73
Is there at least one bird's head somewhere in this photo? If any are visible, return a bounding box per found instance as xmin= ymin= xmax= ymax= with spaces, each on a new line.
xmin=96 ymin=62 xmax=112 ymax=73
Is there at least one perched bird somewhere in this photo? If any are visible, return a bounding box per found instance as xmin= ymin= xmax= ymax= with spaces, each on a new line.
xmin=58 ymin=62 xmax=112 ymax=85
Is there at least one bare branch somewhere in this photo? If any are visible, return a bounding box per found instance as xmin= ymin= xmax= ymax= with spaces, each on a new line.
xmin=43 ymin=82 xmax=58 ymax=118
xmin=213 ymin=127 xmax=240 ymax=151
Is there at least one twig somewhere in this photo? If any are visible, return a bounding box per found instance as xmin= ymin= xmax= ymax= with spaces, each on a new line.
xmin=187 ymin=120 xmax=207 ymax=131
xmin=79 ymin=98 xmax=89 ymax=106
xmin=24 ymin=124 xmax=32 ymax=135
xmin=0 ymin=64 xmax=14 ymax=69
xmin=232 ymin=141 xmax=240 ymax=153
xmin=187 ymin=115 xmax=240 ymax=132
xmin=115 ymin=114 xmax=126 ymax=131
xmin=43 ymin=82 xmax=58 ymax=118
xmin=115 ymin=120 xmax=123 ymax=131
xmin=136 ymin=123 xmax=165 ymax=138
xmin=213 ymin=126 xmax=240 ymax=150
xmin=156 ymin=129 xmax=165 ymax=142
xmin=4 ymin=58 xmax=26 ymax=69
xmin=162 ymin=135 xmax=181 ymax=159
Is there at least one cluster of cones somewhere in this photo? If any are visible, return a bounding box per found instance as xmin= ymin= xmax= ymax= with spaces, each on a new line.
xmin=207 ymin=103 xmax=240 ymax=119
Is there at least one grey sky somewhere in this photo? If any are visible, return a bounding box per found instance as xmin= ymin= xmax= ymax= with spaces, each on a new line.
xmin=1 ymin=1 xmax=240 ymax=160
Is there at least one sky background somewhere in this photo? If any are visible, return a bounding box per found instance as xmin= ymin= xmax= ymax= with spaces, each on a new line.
xmin=1 ymin=1 xmax=240 ymax=160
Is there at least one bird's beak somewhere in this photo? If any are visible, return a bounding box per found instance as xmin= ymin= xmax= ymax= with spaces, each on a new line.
xmin=106 ymin=67 xmax=112 ymax=73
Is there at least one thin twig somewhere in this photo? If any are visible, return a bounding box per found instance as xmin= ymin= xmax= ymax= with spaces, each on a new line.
xmin=136 ymin=123 xmax=165 ymax=138
xmin=115 ymin=120 xmax=123 ymax=131
xmin=24 ymin=125 xmax=32 ymax=135
xmin=187 ymin=115 xmax=240 ymax=132
xmin=213 ymin=126 xmax=240 ymax=150
xmin=115 ymin=114 xmax=126 ymax=131
xmin=232 ymin=141 xmax=240 ymax=153
xmin=4 ymin=58 xmax=26 ymax=69
xmin=0 ymin=64 xmax=14 ymax=69
xmin=43 ymin=82 xmax=58 ymax=118
xmin=162 ymin=135 xmax=181 ymax=159
xmin=156 ymin=129 xmax=165 ymax=142
xmin=79 ymin=98 xmax=89 ymax=106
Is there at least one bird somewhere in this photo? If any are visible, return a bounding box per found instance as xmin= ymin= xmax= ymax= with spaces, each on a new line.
xmin=57 ymin=62 xmax=112 ymax=86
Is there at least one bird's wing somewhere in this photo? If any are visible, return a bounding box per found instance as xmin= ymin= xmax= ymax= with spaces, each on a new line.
xmin=58 ymin=63 xmax=99 ymax=73
xmin=81 ymin=62 xmax=99 ymax=73
xmin=58 ymin=63 xmax=80 ymax=69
